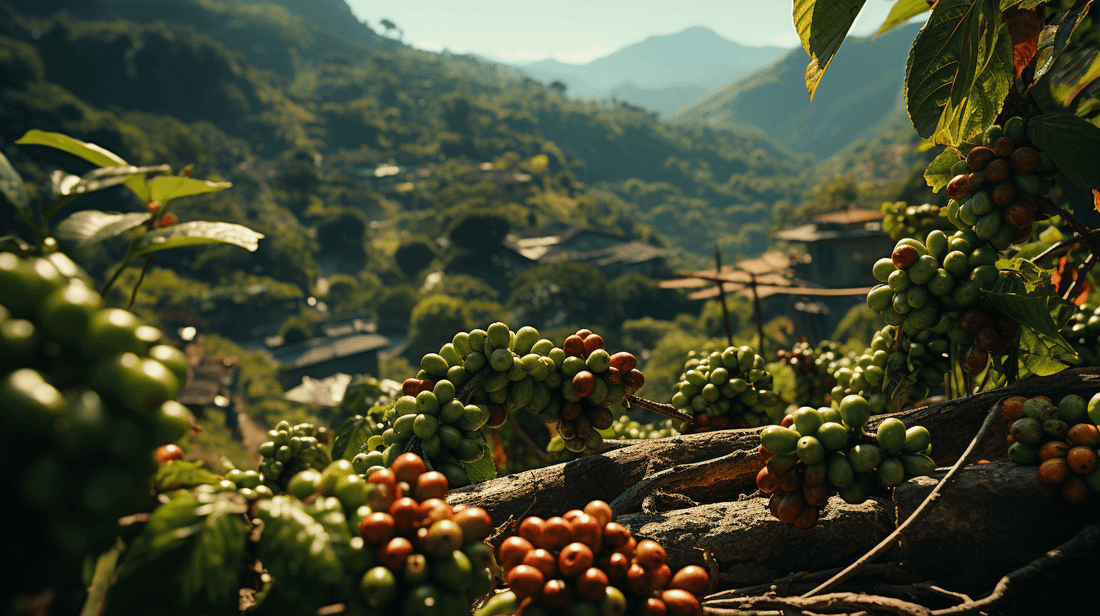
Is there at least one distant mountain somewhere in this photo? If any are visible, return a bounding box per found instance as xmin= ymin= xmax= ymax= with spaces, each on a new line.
xmin=675 ymin=23 xmax=922 ymax=160
xmin=515 ymin=26 xmax=790 ymax=117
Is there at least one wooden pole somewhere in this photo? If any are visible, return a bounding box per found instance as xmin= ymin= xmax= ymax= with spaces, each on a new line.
xmin=715 ymin=246 xmax=733 ymax=347
xmin=750 ymin=272 xmax=765 ymax=355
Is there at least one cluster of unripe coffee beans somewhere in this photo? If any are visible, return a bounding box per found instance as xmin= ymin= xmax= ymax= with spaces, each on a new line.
xmin=776 ymin=340 xmax=842 ymax=408
xmin=943 ymin=117 xmax=1057 ymax=248
xmin=1 ymin=251 xmax=193 ymax=595
xmin=881 ymin=201 xmax=953 ymax=242
xmin=605 ymin=415 xmax=679 ymax=441
xmin=1005 ymin=393 xmax=1100 ymax=503
xmin=829 ymin=323 xmax=949 ymax=413
xmin=670 ymin=346 xmax=785 ymax=430
xmin=1062 ymin=304 xmax=1100 ymax=367
xmin=256 ymin=419 xmax=332 ymax=489
xmin=495 ymin=499 xmax=710 ymax=616
xmin=757 ymin=394 xmax=935 ymax=527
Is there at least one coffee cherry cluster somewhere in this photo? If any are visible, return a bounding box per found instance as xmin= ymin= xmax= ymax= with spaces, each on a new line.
xmin=943 ymin=117 xmax=1058 ymax=249
xmin=1005 ymin=393 xmax=1100 ymax=503
xmin=776 ymin=339 xmax=842 ymax=408
xmin=949 ymin=303 xmax=1018 ymax=375
xmin=605 ymin=415 xmax=679 ymax=441
xmin=1061 ymin=304 xmax=1100 ymax=367
xmin=351 ymin=453 xmax=495 ymax=614
xmin=1 ymin=251 xmax=193 ymax=596
xmin=670 ymin=346 xmax=785 ymax=431
xmin=256 ymin=419 xmax=332 ymax=489
xmin=544 ymin=329 xmax=641 ymax=453
xmin=375 ymin=378 xmax=493 ymax=488
xmin=498 ymin=500 xmax=710 ymax=616
xmin=881 ymin=201 xmax=954 ymax=242
xmin=215 ymin=468 xmax=276 ymax=500
xmin=756 ymin=394 xmax=935 ymax=527
xmin=834 ymin=323 xmax=951 ymax=413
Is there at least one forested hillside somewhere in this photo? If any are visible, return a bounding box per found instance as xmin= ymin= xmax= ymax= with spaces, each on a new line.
xmin=0 ymin=0 xmax=918 ymax=369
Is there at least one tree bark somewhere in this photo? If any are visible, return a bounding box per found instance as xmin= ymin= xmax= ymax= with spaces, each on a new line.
xmin=448 ymin=367 xmax=1100 ymax=526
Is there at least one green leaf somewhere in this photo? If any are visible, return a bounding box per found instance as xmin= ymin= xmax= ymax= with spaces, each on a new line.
xmin=1018 ymin=325 xmax=1074 ymax=376
xmin=0 ymin=149 xmax=30 ymax=215
xmin=793 ymin=0 xmax=868 ymax=101
xmin=55 ymin=210 xmax=152 ymax=249
xmin=924 ymin=146 xmax=963 ymax=192
xmin=546 ymin=435 xmax=565 ymax=452
xmin=128 ymin=221 xmax=264 ymax=261
xmin=15 ymin=130 xmax=150 ymax=202
xmin=1032 ymin=0 xmax=1092 ymax=84
xmin=877 ymin=0 xmax=931 ymax=37
xmin=107 ymin=491 xmax=248 ymax=616
xmin=148 ymin=175 xmax=232 ymax=204
xmin=180 ymin=497 xmax=250 ymax=611
xmin=463 ymin=445 xmax=497 ymax=484
xmin=153 ymin=459 xmax=224 ymax=491
xmin=1028 ymin=112 xmax=1100 ymax=191
xmin=331 ymin=414 xmax=375 ymax=461
xmin=254 ymin=496 xmax=343 ymax=612
xmin=905 ymin=0 xmax=1013 ymax=145
xmin=984 ymin=272 xmax=1077 ymax=368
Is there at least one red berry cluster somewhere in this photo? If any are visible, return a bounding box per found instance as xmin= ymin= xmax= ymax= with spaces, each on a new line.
xmin=755 ymin=444 xmax=826 ymax=529
xmin=355 ymin=453 xmax=496 ymax=611
xmin=954 ymin=306 xmax=1018 ymax=375
xmin=1005 ymin=394 xmax=1100 ymax=504
xmin=498 ymin=500 xmax=709 ymax=616
xmin=555 ymin=329 xmax=643 ymax=453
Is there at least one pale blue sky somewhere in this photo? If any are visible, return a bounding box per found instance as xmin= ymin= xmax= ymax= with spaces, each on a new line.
xmin=345 ymin=1 xmax=913 ymax=64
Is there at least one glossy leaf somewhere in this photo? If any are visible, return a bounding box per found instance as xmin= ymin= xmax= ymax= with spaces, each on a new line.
xmin=1029 ymin=112 xmax=1100 ymax=191
xmin=331 ymin=414 xmax=374 ymax=461
xmin=463 ymin=444 xmax=498 ymax=484
xmin=1032 ymin=0 xmax=1091 ymax=84
xmin=149 ymin=175 xmax=232 ymax=204
xmin=55 ymin=210 xmax=152 ymax=249
xmin=1050 ymin=48 xmax=1100 ymax=106
xmin=905 ymin=0 xmax=1013 ymax=145
xmin=876 ymin=0 xmax=931 ymax=37
xmin=793 ymin=0 xmax=868 ymax=101
xmin=128 ymin=221 xmax=264 ymax=261
xmin=1018 ymin=325 xmax=1075 ymax=376
xmin=15 ymin=129 xmax=150 ymax=202
xmin=0 ymin=150 xmax=30 ymax=215
xmin=924 ymin=146 xmax=962 ymax=192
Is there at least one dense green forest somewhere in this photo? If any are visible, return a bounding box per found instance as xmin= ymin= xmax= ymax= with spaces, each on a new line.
xmin=0 ymin=0 xmax=923 ymax=399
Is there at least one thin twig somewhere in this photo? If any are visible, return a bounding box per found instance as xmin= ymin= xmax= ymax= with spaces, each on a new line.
xmin=931 ymin=520 xmax=1100 ymax=615
xmin=126 ymin=255 xmax=154 ymax=310
xmin=625 ymin=394 xmax=695 ymax=425
xmin=458 ymin=366 xmax=492 ymax=404
xmin=800 ymin=397 xmax=1006 ymax=599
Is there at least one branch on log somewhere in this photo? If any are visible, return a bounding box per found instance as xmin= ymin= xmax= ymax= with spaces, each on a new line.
xmin=448 ymin=368 xmax=1100 ymax=524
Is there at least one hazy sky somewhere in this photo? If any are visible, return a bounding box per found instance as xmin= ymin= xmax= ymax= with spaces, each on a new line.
xmin=345 ymin=1 xmax=911 ymax=65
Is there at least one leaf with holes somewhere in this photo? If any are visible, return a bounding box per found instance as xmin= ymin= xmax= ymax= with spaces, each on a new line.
xmin=905 ymin=0 xmax=1013 ymax=145
xmin=793 ymin=0 xmax=868 ymax=101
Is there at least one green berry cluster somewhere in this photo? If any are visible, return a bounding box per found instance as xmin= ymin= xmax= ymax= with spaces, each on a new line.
xmin=776 ymin=339 xmax=843 ymax=408
xmin=881 ymin=201 xmax=954 ymax=242
xmin=257 ymin=419 xmax=332 ymax=489
xmin=757 ymin=394 xmax=935 ymax=528
xmin=670 ymin=345 xmax=785 ymax=431
xmin=1 ymin=251 xmax=192 ymax=598
xmin=833 ymin=323 xmax=951 ymax=412
xmin=1062 ymin=304 xmax=1100 ymax=367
